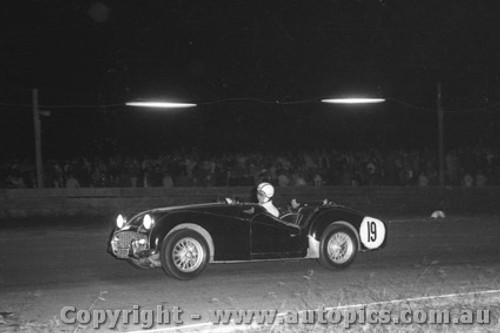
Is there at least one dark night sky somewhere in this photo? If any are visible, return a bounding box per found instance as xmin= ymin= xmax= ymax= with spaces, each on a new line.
xmin=1 ymin=1 xmax=500 ymax=158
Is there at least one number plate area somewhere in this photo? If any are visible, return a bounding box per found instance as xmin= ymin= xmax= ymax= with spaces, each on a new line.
xmin=359 ymin=217 xmax=386 ymax=249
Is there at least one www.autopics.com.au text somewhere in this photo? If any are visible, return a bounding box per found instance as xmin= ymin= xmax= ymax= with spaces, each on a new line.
xmin=59 ymin=305 xmax=491 ymax=329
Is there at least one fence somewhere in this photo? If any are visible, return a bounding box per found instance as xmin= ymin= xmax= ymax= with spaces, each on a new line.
xmin=1 ymin=186 xmax=499 ymax=219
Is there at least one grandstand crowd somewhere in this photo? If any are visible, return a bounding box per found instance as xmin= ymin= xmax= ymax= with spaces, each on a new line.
xmin=1 ymin=146 xmax=498 ymax=188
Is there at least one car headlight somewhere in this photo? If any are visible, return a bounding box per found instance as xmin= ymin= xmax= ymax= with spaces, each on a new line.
xmin=143 ymin=214 xmax=154 ymax=230
xmin=116 ymin=214 xmax=126 ymax=229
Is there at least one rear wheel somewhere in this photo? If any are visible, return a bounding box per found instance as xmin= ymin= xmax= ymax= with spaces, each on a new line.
xmin=318 ymin=225 xmax=357 ymax=269
xmin=161 ymin=229 xmax=209 ymax=280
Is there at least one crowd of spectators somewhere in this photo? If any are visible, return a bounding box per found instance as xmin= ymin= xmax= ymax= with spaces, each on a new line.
xmin=1 ymin=146 xmax=499 ymax=189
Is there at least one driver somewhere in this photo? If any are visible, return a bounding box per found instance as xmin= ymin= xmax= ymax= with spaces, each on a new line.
xmin=256 ymin=182 xmax=280 ymax=217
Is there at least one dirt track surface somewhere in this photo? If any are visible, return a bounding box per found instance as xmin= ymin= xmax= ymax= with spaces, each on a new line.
xmin=1 ymin=215 xmax=500 ymax=332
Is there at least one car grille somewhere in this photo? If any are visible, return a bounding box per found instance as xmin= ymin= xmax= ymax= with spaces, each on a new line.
xmin=112 ymin=231 xmax=138 ymax=258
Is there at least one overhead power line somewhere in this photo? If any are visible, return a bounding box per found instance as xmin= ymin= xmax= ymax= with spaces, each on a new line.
xmin=0 ymin=96 xmax=499 ymax=114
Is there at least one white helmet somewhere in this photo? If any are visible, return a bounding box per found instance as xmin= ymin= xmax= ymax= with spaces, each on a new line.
xmin=257 ymin=182 xmax=275 ymax=199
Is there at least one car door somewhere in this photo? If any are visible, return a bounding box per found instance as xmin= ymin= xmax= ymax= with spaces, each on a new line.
xmin=250 ymin=210 xmax=306 ymax=259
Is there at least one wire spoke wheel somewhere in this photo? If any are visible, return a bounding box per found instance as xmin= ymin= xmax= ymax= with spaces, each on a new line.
xmin=319 ymin=226 xmax=358 ymax=270
xmin=327 ymin=232 xmax=354 ymax=264
xmin=161 ymin=229 xmax=209 ymax=280
xmin=172 ymin=237 xmax=204 ymax=272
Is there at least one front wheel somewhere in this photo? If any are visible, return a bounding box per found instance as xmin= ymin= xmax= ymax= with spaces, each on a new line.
xmin=318 ymin=226 xmax=357 ymax=270
xmin=161 ymin=229 xmax=209 ymax=280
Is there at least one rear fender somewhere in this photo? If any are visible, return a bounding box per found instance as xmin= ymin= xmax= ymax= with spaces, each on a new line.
xmin=310 ymin=209 xmax=363 ymax=236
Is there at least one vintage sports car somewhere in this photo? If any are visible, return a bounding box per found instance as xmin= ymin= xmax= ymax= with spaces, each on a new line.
xmin=109 ymin=198 xmax=387 ymax=280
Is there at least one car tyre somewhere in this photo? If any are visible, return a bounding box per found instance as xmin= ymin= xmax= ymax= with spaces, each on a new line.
xmin=318 ymin=225 xmax=357 ymax=270
xmin=161 ymin=229 xmax=209 ymax=280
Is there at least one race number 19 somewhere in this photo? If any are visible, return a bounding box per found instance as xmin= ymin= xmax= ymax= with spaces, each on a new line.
xmin=366 ymin=221 xmax=377 ymax=242
xmin=359 ymin=217 xmax=386 ymax=249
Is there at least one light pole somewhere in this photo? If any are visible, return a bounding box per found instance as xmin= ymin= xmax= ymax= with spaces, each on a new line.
xmin=29 ymin=97 xmax=196 ymax=190
xmin=437 ymin=82 xmax=445 ymax=186
xmin=32 ymin=88 xmax=44 ymax=188
xmin=322 ymin=92 xmax=446 ymax=186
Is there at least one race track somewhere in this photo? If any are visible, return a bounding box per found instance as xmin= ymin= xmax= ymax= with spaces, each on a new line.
xmin=1 ymin=215 xmax=500 ymax=332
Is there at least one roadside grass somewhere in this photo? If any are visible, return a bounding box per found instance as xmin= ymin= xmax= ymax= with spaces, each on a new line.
xmin=0 ymin=291 xmax=107 ymax=333
xmin=258 ymin=297 xmax=500 ymax=333
xmin=1 ymin=271 xmax=499 ymax=333
xmin=0 ymin=311 xmax=71 ymax=333
xmin=240 ymin=265 xmax=500 ymax=333
xmin=2 ymin=253 xmax=500 ymax=332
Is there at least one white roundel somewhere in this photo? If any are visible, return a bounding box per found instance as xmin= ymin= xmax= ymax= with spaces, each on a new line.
xmin=359 ymin=217 xmax=386 ymax=249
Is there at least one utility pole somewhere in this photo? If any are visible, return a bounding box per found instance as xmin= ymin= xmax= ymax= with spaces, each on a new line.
xmin=32 ymin=88 xmax=44 ymax=188
xmin=437 ymin=82 xmax=445 ymax=186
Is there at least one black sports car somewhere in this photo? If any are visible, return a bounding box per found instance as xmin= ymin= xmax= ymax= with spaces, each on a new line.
xmin=109 ymin=198 xmax=387 ymax=280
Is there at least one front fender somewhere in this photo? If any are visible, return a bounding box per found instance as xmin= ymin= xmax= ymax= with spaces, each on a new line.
xmin=166 ymin=223 xmax=215 ymax=262
xmin=149 ymin=211 xmax=251 ymax=261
